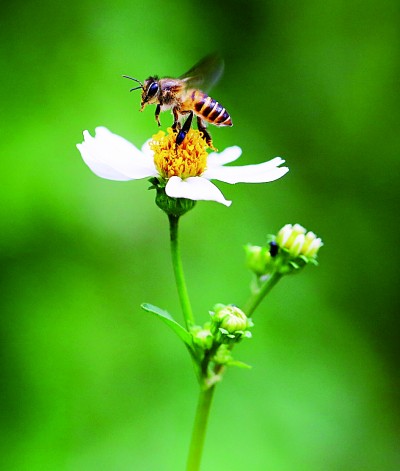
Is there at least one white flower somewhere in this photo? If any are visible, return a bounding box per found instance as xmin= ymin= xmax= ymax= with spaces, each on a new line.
xmin=77 ymin=127 xmax=289 ymax=207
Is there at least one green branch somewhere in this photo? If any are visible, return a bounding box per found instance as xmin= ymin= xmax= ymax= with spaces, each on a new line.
xmin=243 ymin=271 xmax=282 ymax=317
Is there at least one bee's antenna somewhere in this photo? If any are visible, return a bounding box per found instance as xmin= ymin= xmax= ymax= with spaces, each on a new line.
xmin=122 ymin=75 xmax=144 ymax=92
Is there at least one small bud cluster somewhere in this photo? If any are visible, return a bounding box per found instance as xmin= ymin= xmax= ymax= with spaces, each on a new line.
xmin=245 ymin=223 xmax=323 ymax=277
xmin=190 ymin=304 xmax=253 ymax=375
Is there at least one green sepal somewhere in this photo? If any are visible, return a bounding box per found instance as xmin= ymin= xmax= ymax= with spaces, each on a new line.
xmin=148 ymin=177 xmax=196 ymax=217
xmin=289 ymin=261 xmax=301 ymax=270
xmin=141 ymin=303 xmax=195 ymax=352
xmin=147 ymin=177 xmax=162 ymax=190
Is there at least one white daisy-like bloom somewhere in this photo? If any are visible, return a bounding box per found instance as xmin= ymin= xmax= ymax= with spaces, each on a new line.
xmin=77 ymin=126 xmax=289 ymax=207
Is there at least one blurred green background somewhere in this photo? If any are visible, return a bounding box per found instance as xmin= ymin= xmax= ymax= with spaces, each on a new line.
xmin=1 ymin=0 xmax=399 ymax=470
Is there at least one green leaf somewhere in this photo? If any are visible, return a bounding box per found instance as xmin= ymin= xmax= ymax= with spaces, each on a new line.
xmin=227 ymin=360 xmax=252 ymax=369
xmin=141 ymin=303 xmax=194 ymax=351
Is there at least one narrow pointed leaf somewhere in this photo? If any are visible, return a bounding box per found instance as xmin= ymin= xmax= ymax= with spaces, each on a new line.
xmin=227 ymin=360 xmax=252 ymax=369
xmin=141 ymin=303 xmax=194 ymax=350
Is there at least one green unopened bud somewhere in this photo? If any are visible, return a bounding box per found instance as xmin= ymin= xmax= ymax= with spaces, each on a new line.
xmin=191 ymin=325 xmax=213 ymax=350
xmin=149 ymin=177 xmax=196 ymax=217
xmin=244 ymin=244 xmax=273 ymax=276
xmin=210 ymin=304 xmax=252 ymax=344
xmin=212 ymin=344 xmax=233 ymax=365
xmin=214 ymin=304 xmax=248 ymax=332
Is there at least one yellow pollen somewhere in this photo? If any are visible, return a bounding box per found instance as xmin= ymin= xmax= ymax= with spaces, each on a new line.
xmin=150 ymin=128 xmax=209 ymax=179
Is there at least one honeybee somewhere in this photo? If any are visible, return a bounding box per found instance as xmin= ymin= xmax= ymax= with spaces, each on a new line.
xmin=123 ymin=54 xmax=232 ymax=147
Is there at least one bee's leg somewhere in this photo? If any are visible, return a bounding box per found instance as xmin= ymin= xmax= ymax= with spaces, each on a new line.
xmin=172 ymin=107 xmax=181 ymax=131
xmin=176 ymin=111 xmax=193 ymax=145
xmin=197 ymin=116 xmax=214 ymax=149
xmin=155 ymin=105 xmax=161 ymax=127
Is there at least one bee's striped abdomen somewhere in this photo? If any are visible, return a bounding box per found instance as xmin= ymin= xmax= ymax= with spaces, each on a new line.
xmin=190 ymin=90 xmax=232 ymax=127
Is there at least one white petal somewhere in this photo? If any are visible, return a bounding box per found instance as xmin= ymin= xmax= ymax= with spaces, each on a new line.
xmin=203 ymin=157 xmax=289 ymax=184
xmin=141 ymin=138 xmax=154 ymax=158
xmin=77 ymin=127 xmax=158 ymax=181
xmin=207 ymin=145 xmax=242 ymax=168
xmin=165 ymin=176 xmax=232 ymax=207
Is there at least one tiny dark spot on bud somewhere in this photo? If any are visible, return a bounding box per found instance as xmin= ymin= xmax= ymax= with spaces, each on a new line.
xmin=269 ymin=241 xmax=279 ymax=257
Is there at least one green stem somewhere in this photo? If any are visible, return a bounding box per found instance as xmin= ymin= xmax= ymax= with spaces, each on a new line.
xmin=168 ymin=214 xmax=195 ymax=329
xmin=186 ymin=385 xmax=216 ymax=471
xmin=243 ymin=271 xmax=282 ymax=317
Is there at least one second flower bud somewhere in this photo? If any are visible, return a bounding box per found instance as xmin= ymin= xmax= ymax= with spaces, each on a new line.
xmin=210 ymin=304 xmax=253 ymax=344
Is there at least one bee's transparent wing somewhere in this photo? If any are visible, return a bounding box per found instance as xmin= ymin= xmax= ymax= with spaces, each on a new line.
xmin=179 ymin=54 xmax=225 ymax=91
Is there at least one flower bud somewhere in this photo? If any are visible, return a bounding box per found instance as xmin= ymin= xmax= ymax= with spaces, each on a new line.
xmin=212 ymin=344 xmax=233 ymax=365
xmin=244 ymin=244 xmax=273 ymax=276
xmin=276 ymin=224 xmax=306 ymax=249
xmin=210 ymin=304 xmax=252 ymax=344
xmin=190 ymin=325 xmax=213 ymax=350
xmin=213 ymin=304 xmax=248 ymax=333
xmin=276 ymin=223 xmax=323 ymax=260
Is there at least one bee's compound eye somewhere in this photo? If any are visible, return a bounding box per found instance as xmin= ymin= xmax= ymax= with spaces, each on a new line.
xmin=148 ymin=82 xmax=159 ymax=97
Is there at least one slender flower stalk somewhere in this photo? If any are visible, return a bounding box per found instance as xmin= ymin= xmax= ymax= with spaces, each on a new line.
xmin=168 ymin=214 xmax=195 ymax=329
xmin=169 ymin=213 xmax=218 ymax=470
xmin=186 ymin=386 xmax=216 ymax=471
xmin=243 ymin=271 xmax=283 ymax=317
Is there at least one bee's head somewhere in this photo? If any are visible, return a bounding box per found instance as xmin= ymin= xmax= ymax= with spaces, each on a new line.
xmin=122 ymin=75 xmax=159 ymax=110
xmin=141 ymin=76 xmax=160 ymax=108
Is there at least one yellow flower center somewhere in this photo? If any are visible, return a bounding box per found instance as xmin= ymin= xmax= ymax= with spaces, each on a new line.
xmin=150 ymin=128 xmax=209 ymax=179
